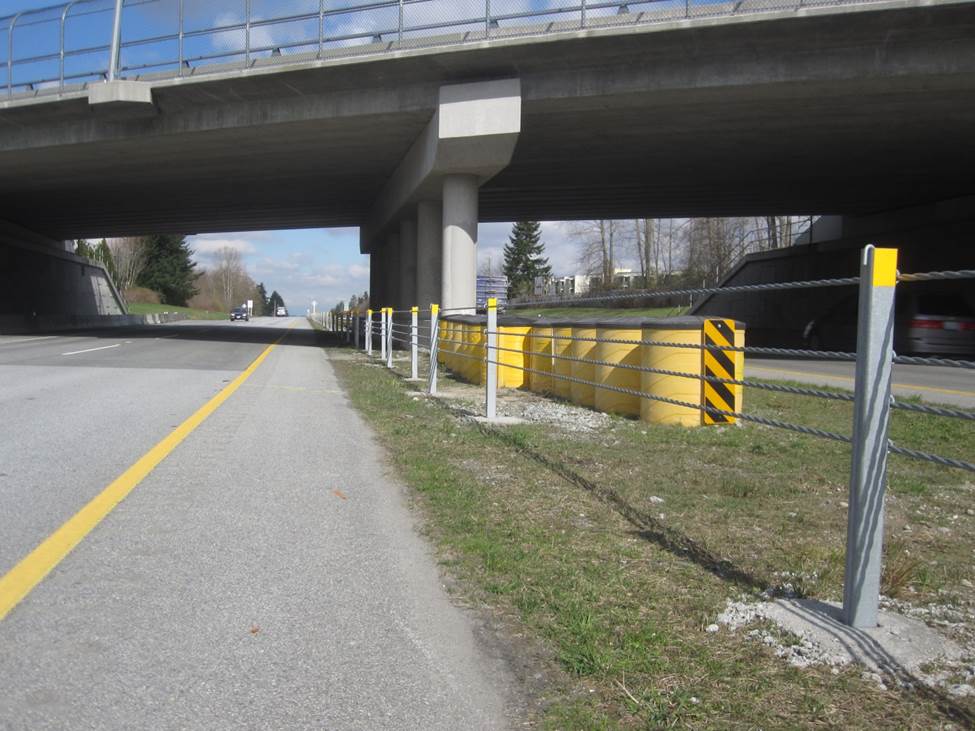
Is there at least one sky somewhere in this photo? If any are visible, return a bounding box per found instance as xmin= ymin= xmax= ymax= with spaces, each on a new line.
xmin=187 ymin=222 xmax=593 ymax=314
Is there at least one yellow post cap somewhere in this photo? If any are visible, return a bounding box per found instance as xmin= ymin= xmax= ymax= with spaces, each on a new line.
xmin=872 ymin=247 xmax=898 ymax=288
xmin=431 ymin=303 xmax=439 ymax=314
xmin=411 ymin=306 xmax=419 ymax=314
xmin=487 ymin=297 xmax=497 ymax=309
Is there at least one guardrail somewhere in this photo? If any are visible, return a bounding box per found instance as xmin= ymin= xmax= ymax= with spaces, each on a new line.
xmin=343 ymin=246 xmax=974 ymax=630
xmin=3 ymin=0 xmax=893 ymax=99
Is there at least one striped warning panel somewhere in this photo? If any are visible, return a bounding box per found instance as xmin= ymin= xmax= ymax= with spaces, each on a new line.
xmin=702 ymin=319 xmax=737 ymax=425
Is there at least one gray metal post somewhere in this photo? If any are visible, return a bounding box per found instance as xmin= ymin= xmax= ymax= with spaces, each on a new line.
xmin=842 ymin=245 xmax=898 ymax=628
xmin=485 ymin=297 xmax=498 ymax=419
xmin=108 ymin=0 xmax=124 ymax=81
xmin=410 ymin=307 xmax=419 ymax=380
xmin=386 ymin=308 xmax=394 ymax=369
xmin=428 ymin=304 xmax=440 ymax=395
xmin=380 ymin=309 xmax=387 ymax=361
xmin=366 ymin=309 xmax=373 ymax=354
xmin=354 ymin=313 xmax=360 ymax=349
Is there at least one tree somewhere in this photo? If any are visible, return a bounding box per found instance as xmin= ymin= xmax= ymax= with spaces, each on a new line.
xmin=255 ymin=282 xmax=269 ymax=315
xmin=268 ymin=290 xmax=286 ymax=312
xmin=572 ymin=220 xmax=626 ymax=289
xmin=137 ymin=235 xmax=199 ymax=306
xmin=107 ymin=237 xmax=149 ymax=293
xmin=502 ymin=221 xmax=551 ymax=298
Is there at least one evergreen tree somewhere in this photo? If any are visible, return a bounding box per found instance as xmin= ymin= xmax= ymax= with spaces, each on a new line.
xmin=502 ymin=221 xmax=551 ymax=298
xmin=256 ymin=282 xmax=269 ymax=314
xmin=268 ymin=290 xmax=286 ymax=311
xmin=137 ymin=235 xmax=199 ymax=306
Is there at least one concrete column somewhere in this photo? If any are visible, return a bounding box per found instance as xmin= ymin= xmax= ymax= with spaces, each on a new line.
xmin=384 ymin=232 xmax=400 ymax=312
xmin=416 ymin=200 xmax=443 ymax=308
xmin=442 ymin=174 xmax=478 ymax=313
xmin=369 ymin=251 xmax=383 ymax=311
xmin=399 ymin=218 xmax=418 ymax=310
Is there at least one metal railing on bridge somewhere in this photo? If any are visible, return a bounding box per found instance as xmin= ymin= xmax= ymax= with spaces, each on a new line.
xmin=4 ymin=0 xmax=894 ymax=99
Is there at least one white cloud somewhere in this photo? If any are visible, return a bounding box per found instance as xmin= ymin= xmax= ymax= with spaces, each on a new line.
xmin=191 ymin=238 xmax=258 ymax=256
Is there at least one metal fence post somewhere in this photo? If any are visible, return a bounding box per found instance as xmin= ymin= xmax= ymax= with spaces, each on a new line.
xmin=386 ymin=308 xmax=394 ymax=369
xmin=486 ymin=297 xmax=498 ymax=419
xmin=842 ymin=245 xmax=898 ymax=628
xmin=366 ymin=309 xmax=373 ymax=354
xmin=428 ymin=304 xmax=440 ymax=395
xmin=108 ymin=0 xmax=124 ymax=81
xmin=410 ymin=307 xmax=419 ymax=380
xmin=354 ymin=313 xmax=360 ymax=349
xmin=380 ymin=308 xmax=387 ymax=361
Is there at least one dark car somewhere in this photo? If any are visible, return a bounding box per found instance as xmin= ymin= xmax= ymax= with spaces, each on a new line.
xmin=230 ymin=307 xmax=249 ymax=322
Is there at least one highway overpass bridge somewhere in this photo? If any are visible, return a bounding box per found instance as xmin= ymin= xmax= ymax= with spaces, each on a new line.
xmin=1 ymin=0 xmax=974 ymax=313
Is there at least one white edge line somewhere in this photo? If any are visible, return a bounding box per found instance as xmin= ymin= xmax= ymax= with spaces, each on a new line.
xmin=62 ymin=344 xmax=121 ymax=356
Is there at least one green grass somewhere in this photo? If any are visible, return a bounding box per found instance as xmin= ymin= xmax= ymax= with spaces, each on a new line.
xmin=332 ymin=351 xmax=975 ymax=729
xmin=127 ymin=302 xmax=228 ymax=320
xmin=509 ymin=306 xmax=686 ymax=319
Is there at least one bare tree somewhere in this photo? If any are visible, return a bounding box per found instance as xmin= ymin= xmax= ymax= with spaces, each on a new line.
xmin=106 ymin=236 xmax=148 ymax=294
xmin=572 ymin=220 xmax=628 ymax=288
xmin=213 ymin=246 xmax=247 ymax=311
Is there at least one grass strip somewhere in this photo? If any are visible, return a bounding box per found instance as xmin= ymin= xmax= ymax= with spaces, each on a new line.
xmin=333 ymin=351 xmax=974 ymax=729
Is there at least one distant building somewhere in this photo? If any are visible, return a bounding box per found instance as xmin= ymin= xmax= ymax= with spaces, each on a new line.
xmin=476 ymin=275 xmax=508 ymax=309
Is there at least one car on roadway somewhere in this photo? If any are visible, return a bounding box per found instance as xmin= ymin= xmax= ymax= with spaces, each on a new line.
xmin=275 ymin=306 xmax=288 ymax=317
xmin=230 ymin=307 xmax=249 ymax=322
xmin=803 ymin=291 xmax=975 ymax=356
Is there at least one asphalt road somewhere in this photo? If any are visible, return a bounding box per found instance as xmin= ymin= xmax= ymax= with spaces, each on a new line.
xmin=747 ymin=358 xmax=975 ymax=408
xmin=0 ymin=318 xmax=512 ymax=730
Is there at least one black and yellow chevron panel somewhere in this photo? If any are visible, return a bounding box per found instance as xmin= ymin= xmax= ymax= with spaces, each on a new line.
xmin=702 ymin=319 xmax=738 ymax=425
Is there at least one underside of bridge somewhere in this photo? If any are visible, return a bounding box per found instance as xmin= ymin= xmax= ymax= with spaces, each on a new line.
xmin=0 ymin=0 xmax=973 ymax=312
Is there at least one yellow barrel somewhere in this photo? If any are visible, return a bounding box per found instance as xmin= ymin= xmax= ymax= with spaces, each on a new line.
xmin=527 ymin=320 xmax=554 ymax=394
xmin=458 ymin=318 xmax=471 ymax=381
xmin=641 ymin=317 xmax=705 ymax=426
xmin=496 ymin=316 xmax=533 ymax=389
xmin=551 ymin=321 xmax=574 ymax=401
xmin=460 ymin=315 xmax=485 ymax=384
xmin=442 ymin=317 xmax=457 ymax=372
xmin=594 ymin=318 xmax=644 ymax=417
xmin=570 ymin=320 xmax=598 ymax=407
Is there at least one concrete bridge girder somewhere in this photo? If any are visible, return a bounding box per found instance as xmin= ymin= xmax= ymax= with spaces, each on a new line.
xmin=362 ymin=79 xmax=522 ymax=314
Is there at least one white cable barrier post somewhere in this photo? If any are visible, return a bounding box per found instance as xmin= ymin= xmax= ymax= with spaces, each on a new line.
xmin=485 ymin=297 xmax=498 ymax=419
xmin=380 ymin=308 xmax=387 ymax=362
xmin=842 ymin=245 xmax=898 ymax=629
xmin=410 ymin=307 xmax=419 ymax=380
xmin=366 ymin=309 xmax=373 ymax=354
xmin=428 ymin=304 xmax=440 ymax=395
xmin=354 ymin=313 xmax=360 ymax=349
xmin=386 ymin=308 xmax=394 ymax=369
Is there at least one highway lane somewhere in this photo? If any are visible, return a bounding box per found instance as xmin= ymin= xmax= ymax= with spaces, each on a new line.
xmin=747 ymin=358 xmax=975 ymax=408
xmin=0 ymin=318 xmax=512 ymax=729
xmin=0 ymin=319 xmax=283 ymax=576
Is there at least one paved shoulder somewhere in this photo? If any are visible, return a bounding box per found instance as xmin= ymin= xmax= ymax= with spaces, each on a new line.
xmin=0 ymin=321 xmax=513 ymax=729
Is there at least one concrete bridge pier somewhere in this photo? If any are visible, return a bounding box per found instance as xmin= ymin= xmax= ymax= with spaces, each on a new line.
xmin=442 ymin=174 xmax=479 ymax=314
xmin=362 ymin=78 xmax=521 ymax=315
xmin=416 ymin=200 xmax=443 ymax=311
xmin=399 ymin=218 xmax=418 ymax=311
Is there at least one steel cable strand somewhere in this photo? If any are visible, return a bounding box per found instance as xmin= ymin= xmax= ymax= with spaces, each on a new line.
xmin=483 ymin=357 xmax=853 ymax=444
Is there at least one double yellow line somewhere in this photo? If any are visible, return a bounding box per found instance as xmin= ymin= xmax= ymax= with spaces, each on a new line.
xmin=0 ymin=326 xmax=293 ymax=621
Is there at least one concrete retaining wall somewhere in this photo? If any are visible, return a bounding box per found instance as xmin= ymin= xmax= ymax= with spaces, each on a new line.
xmin=0 ymin=312 xmax=188 ymax=335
